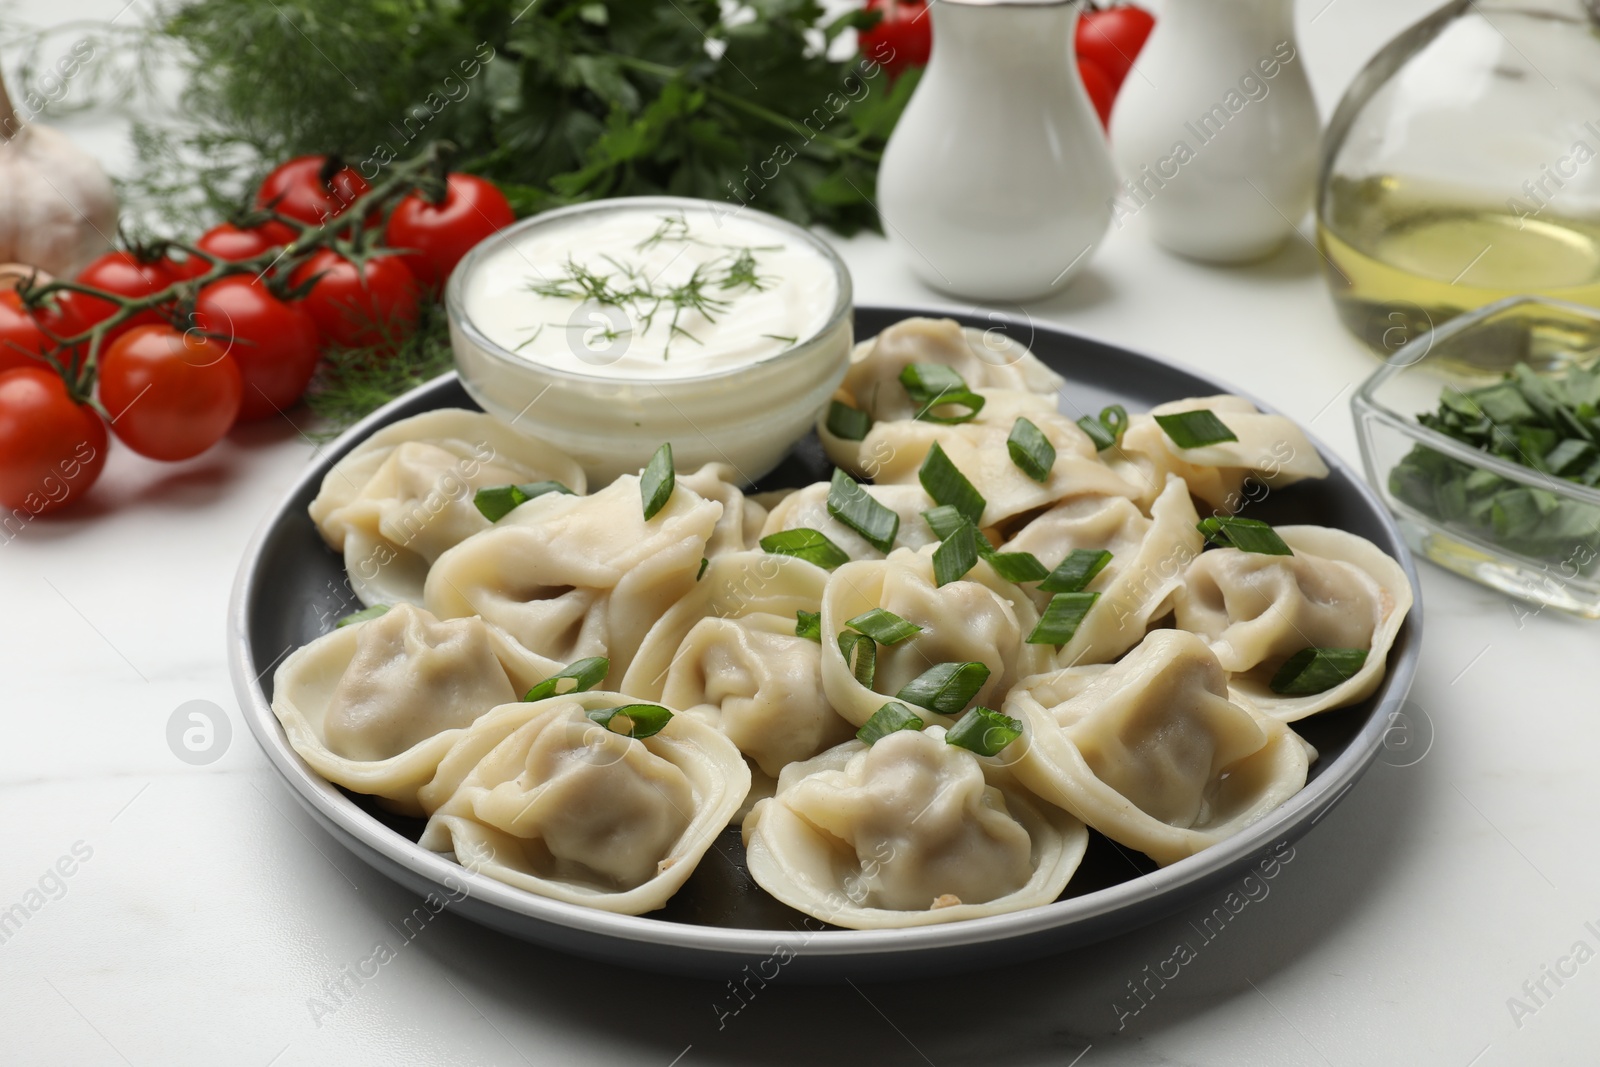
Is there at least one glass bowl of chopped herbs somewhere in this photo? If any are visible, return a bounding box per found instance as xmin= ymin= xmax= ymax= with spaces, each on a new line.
xmin=1354 ymin=295 xmax=1600 ymax=618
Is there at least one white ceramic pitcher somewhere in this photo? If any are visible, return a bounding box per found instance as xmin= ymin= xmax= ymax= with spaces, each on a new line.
xmin=876 ymin=0 xmax=1117 ymax=302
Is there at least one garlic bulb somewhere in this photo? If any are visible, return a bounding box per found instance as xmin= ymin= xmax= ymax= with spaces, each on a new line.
xmin=0 ymin=69 xmax=118 ymax=277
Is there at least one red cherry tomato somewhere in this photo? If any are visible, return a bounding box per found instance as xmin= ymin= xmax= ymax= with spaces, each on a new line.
xmin=0 ymin=290 xmax=85 ymax=375
xmin=67 ymin=251 xmax=178 ymax=345
xmin=1080 ymin=57 xmax=1117 ymax=129
xmin=170 ymin=223 xmax=296 ymax=280
xmin=0 ymin=367 xmax=108 ymax=515
xmin=98 ymin=324 xmax=242 ymax=461
xmin=255 ymin=156 xmax=371 ymax=226
xmin=859 ymin=0 xmax=932 ymax=77
xmin=193 ymin=278 xmax=320 ymax=422
xmin=1077 ymin=5 xmax=1155 ymax=92
xmin=291 ymin=250 xmax=421 ymax=351
xmin=384 ymin=174 xmax=516 ymax=292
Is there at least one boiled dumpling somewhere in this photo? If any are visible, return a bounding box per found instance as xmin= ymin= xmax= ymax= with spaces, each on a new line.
xmin=819 ymin=546 xmax=1054 ymax=727
xmin=1173 ymin=525 xmax=1413 ymax=720
xmin=271 ymin=603 xmax=563 ymax=814
xmin=759 ymin=480 xmax=939 ymax=561
xmin=820 ymin=317 xmax=1064 ymax=476
xmin=679 ymin=462 xmax=768 ymax=557
xmin=423 ymin=472 xmax=723 ymax=686
xmin=309 ymin=409 xmax=586 ymax=608
xmin=743 ymin=728 xmax=1087 ymax=928
xmin=418 ymin=691 xmax=750 ymax=914
xmin=1005 ymin=629 xmax=1310 ymax=865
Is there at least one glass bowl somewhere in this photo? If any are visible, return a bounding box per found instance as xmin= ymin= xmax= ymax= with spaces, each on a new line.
xmin=1353 ymin=294 xmax=1600 ymax=617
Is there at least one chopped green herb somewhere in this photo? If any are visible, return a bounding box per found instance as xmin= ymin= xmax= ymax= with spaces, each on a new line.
xmin=1269 ymin=647 xmax=1369 ymax=695
xmin=1197 ymin=516 xmax=1293 ymax=555
xmin=828 ymin=468 xmax=900 ymax=553
xmin=856 ymin=701 xmax=925 ymax=744
xmin=945 ymin=706 xmax=1023 ymax=757
xmin=837 ymin=630 xmax=878 ymax=687
xmin=1155 ymin=409 xmax=1240 ymax=449
xmin=826 ymin=400 xmax=872 ymax=442
xmin=846 ymin=608 xmax=923 ymax=645
xmin=932 ymin=520 xmax=979 ymax=586
xmin=895 ymin=661 xmax=991 ymax=717
xmin=640 ymin=443 xmax=675 ymax=520
xmin=795 ymin=609 xmax=822 ymax=642
xmin=1007 ymin=417 xmax=1056 ymax=482
xmin=1077 ymin=405 xmax=1129 ymax=451
xmin=587 ymin=703 xmax=673 ymax=739
xmin=696 ymin=557 xmax=709 ymax=580
xmin=473 ymin=480 xmax=576 ymax=522
xmin=1039 ymin=549 xmax=1113 ymax=593
xmin=899 ymin=363 xmax=985 ymax=424
xmin=759 ymin=529 xmax=852 ymax=570
xmin=336 ymin=604 xmax=390 ymax=628
xmin=923 ymin=505 xmax=1048 ymax=583
xmin=919 ymin=442 xmax=987 ymax=523
xmin=525 ymin=657 xmax=610 ymax=701
xmin=1027 ymin=592 xmax=1100 ymax=645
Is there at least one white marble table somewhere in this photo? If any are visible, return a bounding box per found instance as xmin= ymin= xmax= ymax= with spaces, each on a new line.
xmin=4 ymin=1 xmax=1593 ymax=1064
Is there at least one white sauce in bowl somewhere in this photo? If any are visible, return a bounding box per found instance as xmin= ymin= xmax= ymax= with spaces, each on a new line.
xmin=461 ymin=205 xmax=839 ymax=381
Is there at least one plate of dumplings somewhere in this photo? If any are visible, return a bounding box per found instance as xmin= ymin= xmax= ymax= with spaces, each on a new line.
xmin=230 ymin=307 xmax=1421 ymax=980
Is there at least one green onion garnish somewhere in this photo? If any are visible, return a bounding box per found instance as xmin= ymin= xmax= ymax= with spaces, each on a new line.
xmin=856 ymin=701 xmax=925 ymax=744
xmin=1269 ymin=647 xmax=1369 ymax=695
xmin=587 ymin=703 xmax=673 ymax=739
xmin=1155 ymin=409 xmax=1239 ymax=449
xmin=525 ymin=657 xmax=609 ymax=702
xmin=1196 ymin=516 xmax=1293 ymax=556
xmin=1039 ymin=549 xmax=1113 ymax=594
xmin=473 ymin=480 xmax=576 ymax=522
xmin=1077 ymin=405 xmax=1128 ymax=451
xmin=826 ymin=400 xmax=871 ymax=441
xmin=1027 ymin=592 xmax=1100 ymax=645
xmin=640 ymin=443 xmax=676 ymax=520
xmin=945 ymin=706 xmax=1023 ymax=756
xmin=336 ymin=604 xmax=390 ymax=628
xmin=1007 ymin=418 xmax=1056 ymax=483
xmin=795 ymin=609 xmax=822 ymax=642
xmin=759 ymin=528 xmax=852 ymax=570
xmin=924 ymin=505 xmax=1048 ymax=583
xmin=933 ymin=520 xmax=979 ymax=586
xmin=837 ymin=631 xmax=877 ymax=687
xmin=828 ymin=468 xmax=900 ymax=554
xmin=846 ymin=608 xmax=923 ymax=645
xmin=899 ymin=363 xmax=986 ymax=424
xmin=895 ymin=661 xmax=991 ymax=717
xmin=919 ymin=443 xmax=987 ymax=524
xmin=696 ymin=557 xmax=709 ymax=581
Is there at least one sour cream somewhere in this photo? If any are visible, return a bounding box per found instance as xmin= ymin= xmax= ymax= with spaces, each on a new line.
xmin=461 ymin=205 xmax=840 ymax=381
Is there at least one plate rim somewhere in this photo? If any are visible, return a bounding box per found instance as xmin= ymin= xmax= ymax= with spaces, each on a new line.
xmin=228 ymin=304 xmax=1423 ymax=962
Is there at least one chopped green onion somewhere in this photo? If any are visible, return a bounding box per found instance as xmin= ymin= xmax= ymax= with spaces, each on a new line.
xmin=828 ymin=468 xmax=900 ymax=553
xmin=587 ymin=703 xmax=673 ymax=739
xmin=895 ymin=661 xmax=991 ymax=717
xmin=846 ymin=608 xmax=923 ymax=645
xmin=924 ymin=505 xmax=1047 ymax=582
xmin=640 ymin=443 xmax=676 ymax=520
xmin=473 ymin=480 xmax=575 ymax=522
xmin=1197 ymin=516 xmax=1294 ymax=556
xmin=899 ymin=363 xmax=986 ymax=424
xmin=525 ymin=657 xmax=610 ymax=701
xmin=1027 ymin=592 xmax=1100 ymax=645
xmin=795 ymin=609 xmax=822 ymax=642
xmin=1039 ymin=549 xmax=1113 ymax=594
xmin=336 ymin=604 xmax=390 ymax=628
xmin=837 ymin=631 xmax=878 ymax=687
xmin=922 ymin=504 xmax=967 ymax=542
xmin=933 ymin=520 xmax=979 ymax=586
xmin=919 ymin=443 xmax=987 ymax=523
xmin=856 ymin=701 xmax=925 ymax=745
xmin=826 ymin=400 xmax=871 ymax=441
xmin=1077 ymin=405 xmax=1128 ymax=451
xmin=759 ymin=528 xmax=852 ymax=570
xmin=1007 ymin=418 xmax=1056 ymax=483
xmin=1269 ymin=647 xmax=1369 ymax=695
xmin=696 ymin=557 xmax=709 ymax=581
xmin=1155 ymin=409 xmax=1239 ymax=449
xmin=945 ymin=706 xmax=1023 ymax=757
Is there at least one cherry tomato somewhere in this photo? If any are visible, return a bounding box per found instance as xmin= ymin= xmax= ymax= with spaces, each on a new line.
xmin=255 ymin=156 xmax=371 ymax=226
xmin=291 ymin=250 xmax=421 ymax=351
xmin=67 ymin=251 xmax=178 ymax=346
xmin=193 ymin=278 xmax=320 ymax=422
xmin=98 ymin=324 xmax=242 ymax=461
xmin=1080 ymin=57 xmax=1117 ymax=129
xmin=0 ymin=290 xmax=85 ymax=375
xmin=1077 ymin=5 xmax=1155 ymax=92
xmin=170 ymin=223 xmax=295 ymax=280
xmin=0 ymin=367 xmax=108 ymax=515
xmin=385 ymin=174 xmax=516 ymax=292
xmin=859 ymin=0 xmax=932 ymax=77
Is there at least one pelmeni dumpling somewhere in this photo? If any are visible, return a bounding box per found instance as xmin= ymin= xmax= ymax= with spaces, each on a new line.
xmin=820 ymin=546 xmax=1054 ymax=728
xmin=417 ymin=692 xmax=750 ymax=914
xmin=309 ymin=410 xmax=586 ymax=607
xmin=820 ymin=317 xmax=1064 ymax=476
xmin=621 ymin=552 xmax=853 ymax=778
xmin=759 ymin=480 xmax=939 ymax=561
xmin=423 ymin=473 xmax=722 ymax=686
xmin=1110 ymin=396 xmax=1329 ymax=511
xmin=1173 ymin=525 xmax=1413 ymax=721
xmin=862 ymin=390 xmax=1142 ymax=528
xmin=1002 ymin=475 xmax=1203 ymax=666
xmin=1005 ymin=629 xmax=1310 ymax=866
xmin=679 ymin=462 xmax=768 ymax=557
xmin=271 ymin=603 xmax=563 ymax=814
xmin=742 ymin=728 xmax=1087 ymax=928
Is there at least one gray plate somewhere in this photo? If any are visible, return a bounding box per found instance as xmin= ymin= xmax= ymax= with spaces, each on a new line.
xmin=228 ymin=306 xmax=1422 ymax=982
